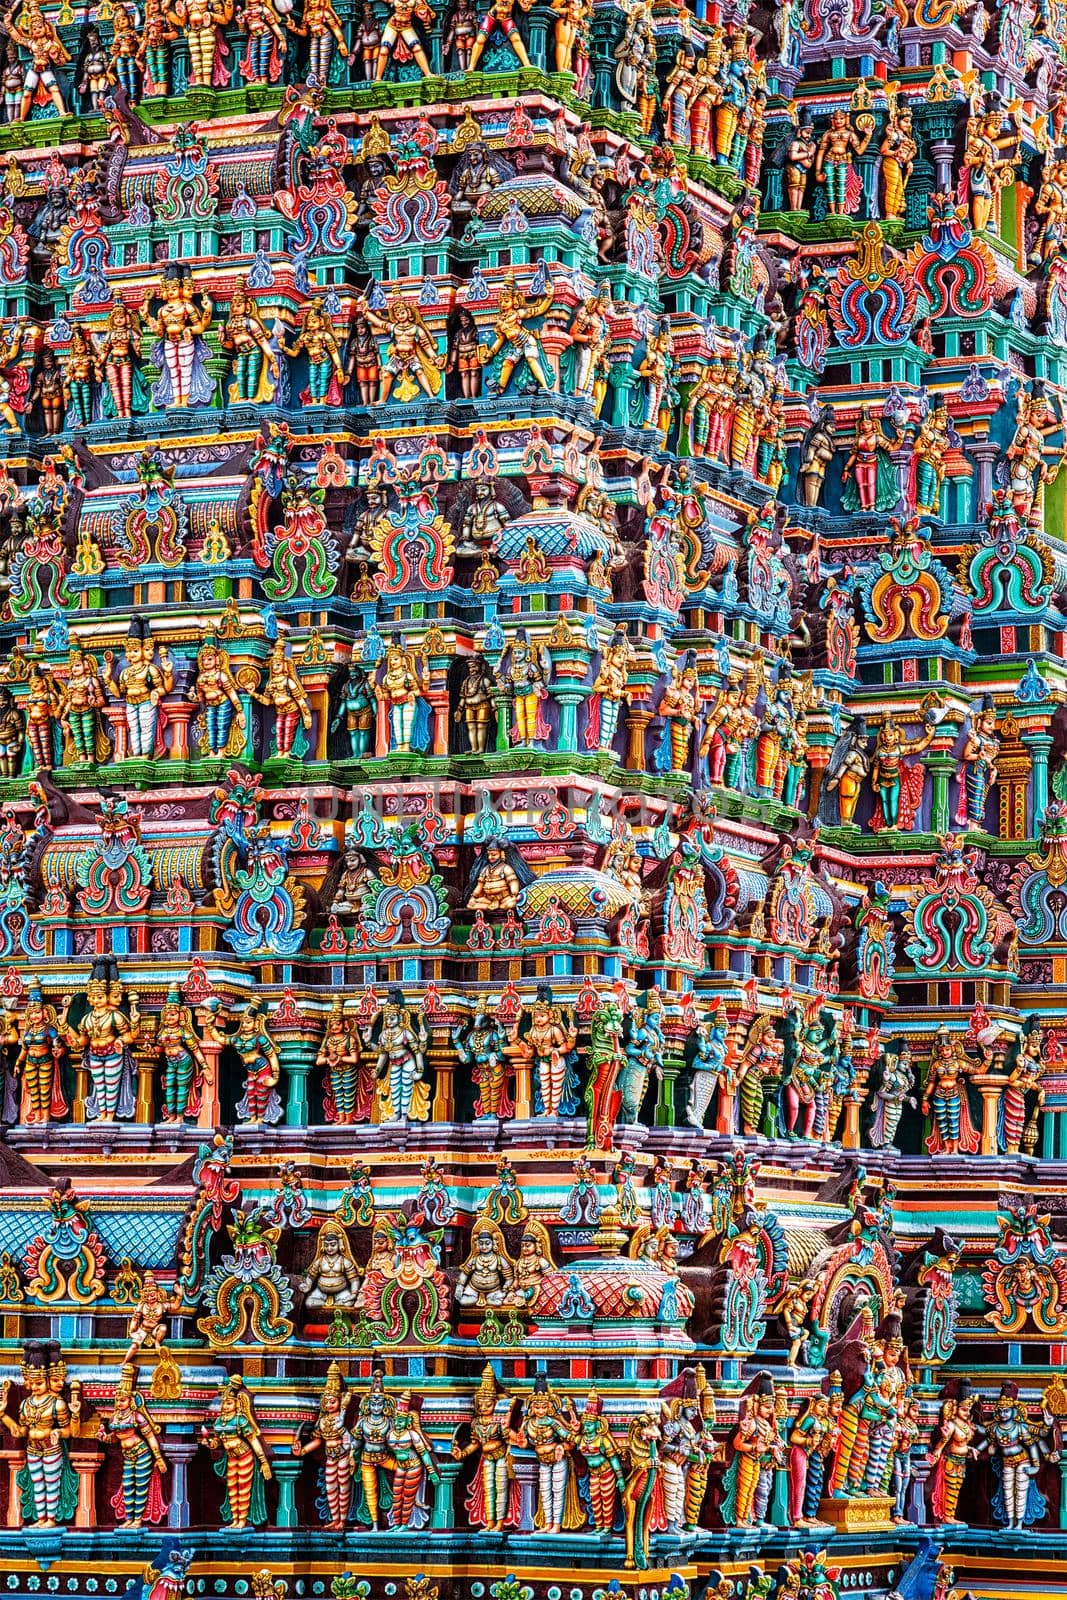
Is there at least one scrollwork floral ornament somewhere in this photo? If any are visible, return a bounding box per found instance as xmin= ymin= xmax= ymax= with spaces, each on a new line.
xmin=197 ymin=1207 xmax=294 ymax=1349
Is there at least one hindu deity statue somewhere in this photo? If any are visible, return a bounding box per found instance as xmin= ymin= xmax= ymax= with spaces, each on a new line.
xmin=316 ymin=999 xmax=368 ymax=1125
xmin=454 ymin=653 xmax=496 ymax=754
xmin=227 ymin=999 xmax=283 ymax=1126
xmin=363 ymin=988 xmax=430 ymax=1122
xmin=465 ymin=840 xmax=534 ymax=912
xmin=815 ymin=109 xmax=873 ymax=216
xmin=253 ymin=638 xmax=312 ymax=759
xmin=984 ymin=1380 xmax=1046 ymax=1530
xmin=351 ymin=1367 xmax=396 ymax=1529
xmin=955 ymin=696 xmax=999 ymax=832
xmin=723 ymin=1374 xmax=783 ymax=1529
xmin=453 ymin=1001 xmax=510 ymax=1118
xmin=587 ymin=623 xmax=634 ymax=752
xmin=499 ymin=629 xmax=551 ymax=748
xmin=928 ymin=1382 xmax=981 ymax=1524
xmin=0 ymin=1342 xmax=80 ymax=1528
xmin=841 ymin=406 xmax=898 ymax=514
xmin=298 ymin=1221 xmax=362 ymax=1314
xmin=788 ymin=1392 xmax=835 ymax=1526
xmin=452 ymin=1366 xmax=516 ymax=1532
xmin=623 ymin=1412 xmax=661 ymax=1569
xmin=653 ymin=650 xmax=701 ymax=774
xmin=58 ymin=644 xmax=108 ymax=767
xmin=148 ymin=265 xmax=214 ymax=409
xmin=879 ymin=105 xmax=916 ymax=221
xmin=685 ymin=1004 xmax=731 ymax=1130
xmin=387 ymin=1393 xmax=440 ymax=1527
xmin=869 ymin=1042 xmax=914 ymax=1149
xmin=999 ymin=1022 xmax=1047 ymax=1156
xmin=513 ymin=1377 xmax=581 ymax=1534
xmin=375 ymin=633 xmax=431 ymax=755
xmin=154 ymin=986 xmax=208 ymax=1122
xmin=921 ymin=1028 xmax=979 ymax=1155
xmin=60 ymin=957 xmax=139 ymax=1122
xmin=517 ymin=984 xmax=578 ymax=1118
xmin=222 ymin=279 xmax=280 ymax=402
xmin=292 ymin=1362 xmax=355 ymax=1530
xmin=187 ymin=639 xmax=247 ymax=759
xmin=98 ymin=1366 xmax=169 ymax=1530
xmin=5 ymin=982 xmax=65 ymax=1125
xmin=870 ymin=715 xmax=936 ymax=833
xmin=202 ymin=1376 xmax=272 ymax=1530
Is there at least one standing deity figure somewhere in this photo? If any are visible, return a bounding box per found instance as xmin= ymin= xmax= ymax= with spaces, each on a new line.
xmin=815 ymin=109 xmax=873 ymax=216
xmin=961 ymin=102 xmax=1021 ymax=234
xmin=388 ymin=1393 xmax=440 ymax=1528
xmin=985 ymin=1381 xmax=1046 ymax=1530
xmin=62 ymin=326 xmax=98 ymax=428
xmin=375 ymin=633 xmax=431 ymax=754
xmin=58 ymin=645 xmax=108 ymax=766
xmin=253 ymin=638 xmax=312 ymax=759
xmin=653 ymin=649 xmax=701 ymax=773
xmin=921 ymin=1028 xmax=979 ymax=1155
xmin=292 ymin=1362 xmax=355 ymax=1531
xmin=139 ymin=0 xmax=175 ymax=93
xmin=167 ymin=0 xmax=233 ymax=84
xmin=840 ymin=405 xmax=898 ymax=514
xmin=317 ymin=999 xmax=365 ymax=1124
xmin=290 ymin=0 xmax=351 ymax=80
xmin=99 ymin=1366 xmax=169 ymax=1530
xmin=586 ymin=624 xmax=634 ymax=752
xmin=4 ymin=982 xmax=66 ymax=1125
xmin=623 ymin=1413 xmax=661 ymax=1569
xmin=364 ymin=988 xmax=430 ymax=1122
xmin=870 ymin=715 xmax=935 ymax=832
xmin=1004 ymin=386 xmax=1064 ymax=525
xmin=103 ymin=619 xmax=174 ymax=761
xmin=889 ymin=1394 xmax=921 ymax=1523
xmin=453 ymin=1366 xmax=516 ymax=1531
xmin=723 ymin=1375 xmax=782 ymax=1529
xmin=567 ymin=285 xmax=611 ymax=410
xmin=518 ymin=984 xmax=578 ymax=1118
xmin=453 ymin=1002 xmax=510 ymax=1118
xmin=620 ymin=988 xmax=665 ymax=1125
xmin=955 ymin=696 xmax=999 ymax=831
xmin=0 ymin=1342 xmax=80 ymax=1528
xmin=514 ymin=1377 xmax=580 ymax=1534
xmin=685 ymin=1004 xmax=730 ymax=1130
xmin=483 ymin=270 xmax=555 ymax=393
xmin=229 ymin=999 xmax=283 ymax=1126
xmin=188 ymin=639 xmax=246 ymax=758
xmin=868 ymin=1043 xmax=914 ymax=1149
xmin=331 ymin=662 xmax=375 ymax=760
xmin=454 ymin=654 xmax=496 ymax=755
xmin=149 ymin=265 xmax=215 ymax=410
xmin=108 ymin=3 xmax=141 ymax=98
xmin=60 ymin=957 xmax=139 ymax=1122
xmin=824 ymin=717 xmax=870 ymax=827
xmin=499 ymin=628 xmax=551 ymax=748
xmin=468 ymin=0 xmax=533 ymax=69
xmin=25 ymin=663 xmax=59 ymax=771
xmin=202 ymin=1376 xmax=272 ymax=1530
xmin=358 ymin=292 xmax=442 ymax=404
xmin=912 ymin=396 xmax=951 ymax=517
xmin=156 ymin=986 xmax=208 ymax=1122
xmin=574 ymin=1392 xmax=624 ymax=1535
xmin=1000 ymin=1022 xmax=1047 ymax=1156
xmin=785 ymin=116 xmax=817 ymax=210
xmin=222 ymin=280 xmax=280 ymax=403
xmin=97 ymin=303 xmax=144 ymax=420
xmin=788 ymin=1392 xmax=834 ymax=1526
xmin=284 ymin=298 xmax=345 ymax=406
xmin=3 ymin=1 xmax=69 ymax=118
xmin=351 ymin=1368 xmax=396 ymax=1529
xmin=237 ymin=0 xmax=289 ymax=80
xmin=374 ymin=0 xmax=434 ymax=75
xmin=928 ymin=1385 xmax=982 ymax=1524
xmin=880 ymin=105 xmax=916 ymax=220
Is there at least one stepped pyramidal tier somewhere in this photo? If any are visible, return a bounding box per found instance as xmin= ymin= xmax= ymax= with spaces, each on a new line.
xmin=1 ymin=0 xmax=1067 ymax=1594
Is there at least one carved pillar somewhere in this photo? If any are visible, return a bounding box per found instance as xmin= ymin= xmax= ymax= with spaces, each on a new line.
xmin=511 ymin=1448 xmax=537 ymax=1531
xmin=971 ymin=1072 xmax=1006 ymax=1156
xmin=166 ymin=1437 xmax=198 ymax=1529
xmin=1022 ymin=730 xmax=1053 ymax=833
xmin=272 ymin=1453 xmax=301 ymax=1529
xmin=430 ymin=1457 xmax=462 ymax=1529
xmin=271 ymin=992 xmax=322 ymax=1129
xmin=69 ymin=1445 xmax=104 ymax=1528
